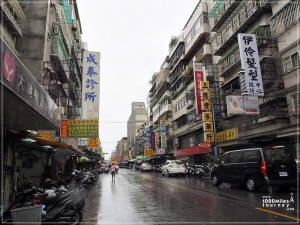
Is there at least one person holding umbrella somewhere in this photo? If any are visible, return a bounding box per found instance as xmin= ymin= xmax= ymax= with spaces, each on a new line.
xmin=110 ymin=163 xmax=116 ymax=180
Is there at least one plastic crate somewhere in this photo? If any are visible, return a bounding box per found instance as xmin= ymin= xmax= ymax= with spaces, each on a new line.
xmin=11 ymin=205 xmax=42 ymax=225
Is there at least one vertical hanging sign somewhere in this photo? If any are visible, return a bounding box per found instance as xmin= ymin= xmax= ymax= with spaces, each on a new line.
xmin=193 ymin=62 xmax=205 ymax=114
xmin=238 ymin=33 xmax=264 ymax=96
xmin=82 ymin=51 xmax=100 ymax=119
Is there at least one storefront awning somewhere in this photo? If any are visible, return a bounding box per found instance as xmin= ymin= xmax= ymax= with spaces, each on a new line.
xmin=176 ymin=143 xmax=210 ymax=157
xmin=28 ymin=134 xmax=83 ymax=156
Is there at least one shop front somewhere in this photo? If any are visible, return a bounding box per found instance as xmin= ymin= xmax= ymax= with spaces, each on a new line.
xmin=175 ymin=142 xmax=211 ymax=163
xmin=1 ymin=37 xmax=61 ymax=210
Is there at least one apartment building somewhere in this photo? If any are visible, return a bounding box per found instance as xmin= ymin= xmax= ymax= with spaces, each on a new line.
xmin=140 ymin=0 xmax=299 ymax=163
xmin=127 ymin=102 xmax=148 ymax=151
xmin=208 ymin=0 xmax=298 ymax=155
xmin=0 ymin=0 xmax=85 ymax=208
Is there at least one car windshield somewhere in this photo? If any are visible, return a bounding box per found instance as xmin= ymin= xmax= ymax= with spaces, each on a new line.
xmin=263 ymin=147 xmax=294 ymax=163
xmin=171 ymin=161 xmax=183 ymax=165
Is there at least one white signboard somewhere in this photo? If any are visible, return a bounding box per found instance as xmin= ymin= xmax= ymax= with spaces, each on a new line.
xmin=82 ymin=51 xmax=100 ymax=119
xmin=226 ymin=95 xmax=260 ymax=116
xmin=238 ymin=33 xmax=264 ymax=96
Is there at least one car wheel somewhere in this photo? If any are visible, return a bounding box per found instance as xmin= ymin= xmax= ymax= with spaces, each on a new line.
xmin=245 ymin=176 xmax=256 ymax=192
xmin=211 ymin=173 xmax=220 ymax=186
xmin=166 ymin=170 xmax=170 ymax=177
xmin=161 ymin=170 xmax=164 ymax=176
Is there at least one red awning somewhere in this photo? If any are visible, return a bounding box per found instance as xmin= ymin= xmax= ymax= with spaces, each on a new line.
xmin=176 ymin=142 xmax=210 ymax=157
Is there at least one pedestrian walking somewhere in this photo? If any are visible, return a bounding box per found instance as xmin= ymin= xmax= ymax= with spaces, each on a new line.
xmin=110 ymin=163 xmax=116 ymax=180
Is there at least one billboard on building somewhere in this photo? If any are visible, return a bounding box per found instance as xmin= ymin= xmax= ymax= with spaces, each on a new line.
xmin=238 ymin=33 xmax=264 ymax=96
xmin=226 ymin=95 xmax=260 ymax=116
xmin=60 ymin=119 xmax=99 ymax=137
xmin=193 ymin=62 xmax=205 ymax=114
xmin=82 ymin=51 xmax=100 ymax=119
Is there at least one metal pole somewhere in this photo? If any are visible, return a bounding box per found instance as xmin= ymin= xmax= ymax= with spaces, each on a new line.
xmin=211 ymin=103 xmax=219 ymax=159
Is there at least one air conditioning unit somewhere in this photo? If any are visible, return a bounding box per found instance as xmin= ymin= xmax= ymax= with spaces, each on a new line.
xmin=186 ymin=100 xmax=194 ymax=109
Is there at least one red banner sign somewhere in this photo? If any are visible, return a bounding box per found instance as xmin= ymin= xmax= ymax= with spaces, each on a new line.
xmin=193 ymin=62 xmax=205 ymax=114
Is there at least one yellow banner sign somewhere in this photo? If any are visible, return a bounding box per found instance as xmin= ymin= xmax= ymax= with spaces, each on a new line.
xmin=88 ymin=138 xmax=99 ymax=148
xmin=144 ymin=149 xmax=154 ymax=156
xmin=204 ymin=132 xmax=214 ymax=142
xmin=200 ymin=81 xmax=210 ymax=90
xmin=68 ymin=119 xmax=98 ymax=137
xmin=216 ymin=128 xmax=237 ymax=142
xmin=203 ymin=122 xmax=214 ymax=132
xmin=201 ymin=101 xmax=211 ymax=110
xmin=202 ymin=112 xmax=212 ymax=122
xmin=201 ymin=91 xmax=211 ymax=100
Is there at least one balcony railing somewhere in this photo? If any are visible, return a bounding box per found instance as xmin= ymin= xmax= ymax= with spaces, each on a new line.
xmin=269 ymin=1 xmax=300 ymax=39
xmin=211 ymin=0 xmax=268 ymax=55
xmin=210 ymin=0 xmax=241 ymax=32
xmin=1 ymin=2 xmax=23 ymax=36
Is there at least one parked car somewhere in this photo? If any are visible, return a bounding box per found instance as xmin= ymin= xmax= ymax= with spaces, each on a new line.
xmin=210 ymin=147 xmax=297 ymax=192
xmin=139 ymin=163 xmax=152 ymax=172
xmin=161 ymin=160 xmax=186 ymax=177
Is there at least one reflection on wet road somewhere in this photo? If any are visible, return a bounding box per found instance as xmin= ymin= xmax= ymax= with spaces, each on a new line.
xmin=82 ymin=169 xmax=298 ymax=224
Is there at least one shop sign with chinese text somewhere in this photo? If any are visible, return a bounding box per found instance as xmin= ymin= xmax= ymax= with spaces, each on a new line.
xmin=193 ymin=62 xmax=205 ymax=114
xmin=82 ymin=51 xmax=100 ymax=119
xmin=60 ymin=119 xmax=98 ymax=137
xmin=238 ymin=33 xmax=264 ymax=96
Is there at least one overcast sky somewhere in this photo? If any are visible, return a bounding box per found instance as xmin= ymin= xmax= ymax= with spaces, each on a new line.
xmin=76 ymin=0 xmax=199 ymax=157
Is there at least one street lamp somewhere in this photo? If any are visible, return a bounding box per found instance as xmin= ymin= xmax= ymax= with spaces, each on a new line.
xmin=187 ymin=91 xmax=219 ymax=159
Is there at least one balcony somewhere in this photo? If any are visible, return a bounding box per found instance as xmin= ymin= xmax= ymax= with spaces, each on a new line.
xmin=1 ymin=1 xmax=24 ymax=37
xmin=269 ymin=1 xmax=300 ymax=39
xmin=217 ymin=46 xmax=240 ymax=77
xmin=211 ymin=0 xmax=268 ymax=55
xmin=210 ymin=0 xmax=241 ymax=32
xmin=50 ymin=35 xmax=70 ymax=82
xmin=169 ymin=42 xmax=185 ymax=71
xmin=185 ymin=12 xmax=210 ymax=58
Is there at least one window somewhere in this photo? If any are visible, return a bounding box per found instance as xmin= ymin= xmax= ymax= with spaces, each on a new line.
xmin=290 ymin=92 xmax=300 ymax=112
xmin=220 ymin=154 xmax=229 ymax=164
xmin=244 ymin=150 xmax=259 ymax=162
xmin=228 ymin=151 xmax=242 ymax=163
xmin=283 ymin=56 xmax=293 ymax=72
xmin=291 ymin=52 xmax=299 ymax=68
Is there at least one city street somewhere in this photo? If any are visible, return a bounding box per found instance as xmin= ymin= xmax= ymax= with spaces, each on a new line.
xmin=82 ymin=169 xmax=298 ymax=224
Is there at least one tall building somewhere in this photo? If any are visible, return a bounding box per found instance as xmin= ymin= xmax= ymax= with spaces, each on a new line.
xmin=0 ymin=0 xmax=85 ymax=208
xmin=208 ymin=0 xmax=298 ymax=156
xmin=127 ymin=102 xmax=147 ymax=150
xmin=140 ymin=0 xmax=299 ymax=163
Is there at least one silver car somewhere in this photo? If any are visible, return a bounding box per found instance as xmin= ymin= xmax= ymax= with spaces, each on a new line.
xmin=161 ymin=160 xmax=186 ymax=177
xmin=139 ymin=163 xmax=153 ymax=172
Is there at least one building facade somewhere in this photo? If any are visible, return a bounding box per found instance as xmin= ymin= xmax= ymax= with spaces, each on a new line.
xmin=1 ymin=0 xmax=86 ymax=209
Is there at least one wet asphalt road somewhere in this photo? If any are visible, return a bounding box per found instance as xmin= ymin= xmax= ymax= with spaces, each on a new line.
xmin=82 ymin=169 xmax=299 ymax=225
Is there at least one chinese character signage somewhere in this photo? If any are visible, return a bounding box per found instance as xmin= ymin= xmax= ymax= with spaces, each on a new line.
xmin=238 ymin=33 xmax=264 ymax=96
xmin=226 ymin=95 xmax=260 ymax=116
xmin=193 ymin=62 xmax=205 ymax=114
xmin=216 ymin=128 xmax=238 ymax=142
xmin=60 ymin=119 xmax=98 ymax=137
xmin=87 ymin=137 xmax=99 ymax=148
xmin=145 ymin=127 xmax=151 ymax=149
xmin=0 ymin=37 xmax=61 ymax=129
xmin=160 ymin=125 xmax=167 ymax=149
xmin=82 ymin=51 xmax=100 ymax=119
xmin=144 ymin=149 xmax=154 ymax=156
xmin=202 ymin=112 xmax=212 ymax=122
xmin=204 ymin=132 xmax=214 ymax=142
xmin=156 ymin=149 xmax=165 ymax=155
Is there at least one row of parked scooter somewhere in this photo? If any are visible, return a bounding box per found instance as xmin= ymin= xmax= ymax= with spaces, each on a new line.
xmin=185 ymin=163 xmax=213 ymax=177
xmin=2 ymin=169 xmax=97 ymax=225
